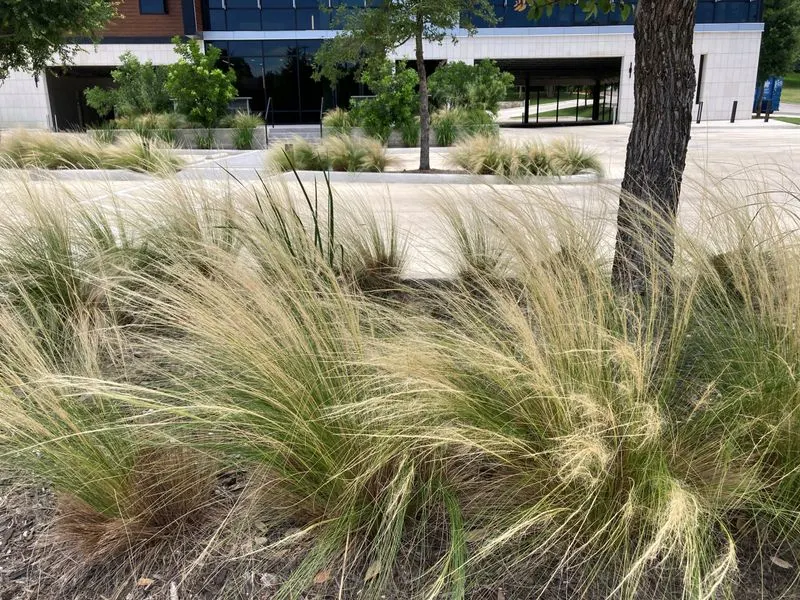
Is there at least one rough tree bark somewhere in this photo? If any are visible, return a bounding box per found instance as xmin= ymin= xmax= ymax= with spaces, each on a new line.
xmin=611 ymin=0 xmax=697 ymax=298
xmin=415 ymin=13 xmax=431 ymax=171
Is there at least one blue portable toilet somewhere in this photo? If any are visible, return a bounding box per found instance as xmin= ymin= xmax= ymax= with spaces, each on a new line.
xmin=754 ymin=76 xmax=784 ymax=112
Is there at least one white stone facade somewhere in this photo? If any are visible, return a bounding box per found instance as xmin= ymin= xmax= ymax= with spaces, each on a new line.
xmin=0 ymin=43 xmax=175 ymax=130
xmin=0 ymin=26 xmax=762 ymax=129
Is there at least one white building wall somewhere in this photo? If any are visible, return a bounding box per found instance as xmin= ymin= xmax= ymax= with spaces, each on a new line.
xmin=0 ymin=30 xmax=763 ymax=129
xmin=0 ymin=71 xmax=51 ymax=129
xmin=0 ymin=43 xmax=175 ymax=130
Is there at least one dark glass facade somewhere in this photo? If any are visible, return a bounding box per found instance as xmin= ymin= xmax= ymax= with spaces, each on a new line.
xmin=211 ymin=40 xmax=366 ymax=123
xmin=203 ymin=0 xmax=762 ymax=32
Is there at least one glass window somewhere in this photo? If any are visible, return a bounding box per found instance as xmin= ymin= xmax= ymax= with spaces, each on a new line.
xmin=227 ymin=41 xmax=264 ymax=55
xmin=296 ymin=8 xmax=329 ymax=29
xmin=262 ymin=0 xmax=294 ymax=7
xmin=139 ymin=0 xmax=167 ymax=14
xmin=227 ymin=8 xmax=262 ymax=28
xmin=696 ymin=0 xmax=714 ymax=22
xmin=715 ymin=0 xmax=749 ymax=22
xmin=296 ymin=0 xmax=325 ymax=7
xmin=208 ymin=9 xmax=227 ymax=29
xmin=227 ymin=0 xmax=257 ymax=6
xmin=207 ymin=0 xmax=224 ymax=7
xmin=262 ymin=9 xmax=296 ymax=29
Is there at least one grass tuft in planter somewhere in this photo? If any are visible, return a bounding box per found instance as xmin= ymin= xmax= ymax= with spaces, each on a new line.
xmin=221 ymin=111 xmax=263 ymax=150
xmin=267 ymin=135 xmax=392 ymax=173
xmin=450 ymin=134 xmax=602 ymax=178
xmin=0 ymin=130 xmax=182 ymax=174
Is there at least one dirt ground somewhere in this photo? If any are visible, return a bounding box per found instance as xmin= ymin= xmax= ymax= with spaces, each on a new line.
xmin=2 ymin=475 xmax=799 ymax=600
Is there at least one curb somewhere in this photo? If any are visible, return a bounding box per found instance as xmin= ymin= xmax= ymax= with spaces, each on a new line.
xmin=280 ymin=170 xmax=601 ymax=185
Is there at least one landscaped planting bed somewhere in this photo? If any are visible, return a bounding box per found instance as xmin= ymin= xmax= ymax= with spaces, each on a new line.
xmin=0 ymin=130 xmax=182 ymax=174
xmin=0 ymin=177 xmax=799 ymax=599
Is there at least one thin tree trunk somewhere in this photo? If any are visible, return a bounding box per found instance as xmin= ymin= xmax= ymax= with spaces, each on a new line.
xmin=415 ymin=13 xmax=431 ymax=171
xmin=611 ymin=0 xmax=697 ymax=298
xmin=755 ymin=82 xmax=764 ymax=117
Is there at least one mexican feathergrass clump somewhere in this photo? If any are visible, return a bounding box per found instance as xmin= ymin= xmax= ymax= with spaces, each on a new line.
xmin=0 ymin=175 xmax=799 ymax=599
xmin=0 ymin=129 xmax=182 ymax=174
xmin=450 ymin=134 xmax=604 ymax=178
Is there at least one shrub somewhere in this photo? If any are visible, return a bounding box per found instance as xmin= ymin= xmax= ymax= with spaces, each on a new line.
xmin=429 ymin=60 xmax=514 ymax=114
xmin=84 ymin=52 xmax=171 ymax=119
xmin=352 ymin=60 xmax=418 ymax=142
xmin=322 ymin=107 xmax=354 ymax=135
xmin=165 ymin=37 xmax=236 ymax=128
xmin=220 ymin=112 xmax=263 ymax=150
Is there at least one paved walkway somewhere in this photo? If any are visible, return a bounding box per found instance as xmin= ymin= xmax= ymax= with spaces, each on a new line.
xmin=4 ymin=120 xmax=800 ymax=278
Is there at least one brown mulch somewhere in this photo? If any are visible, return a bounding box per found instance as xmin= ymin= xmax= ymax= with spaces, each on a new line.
xmin=2 ymin=475 xmax=799 ymax=600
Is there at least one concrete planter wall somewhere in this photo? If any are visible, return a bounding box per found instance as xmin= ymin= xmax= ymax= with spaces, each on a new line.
xmin=114 ymin=126 xmax=267 ymax=150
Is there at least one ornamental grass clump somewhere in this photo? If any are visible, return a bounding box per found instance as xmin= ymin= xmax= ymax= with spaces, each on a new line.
xmin=0 ymin=177 xmax=799 ymax=599
xmin=322 ymin=107 xmax=354 ymax=135
xmin=450 ymin=134 xmax=602 ymax=178
xmin=220 ymin=111 xmax=263 ymax=150
xmin=267 ymin=135 xmax=392 ymax=173
xmin=0 ymin=130 xmax=182 ymax=174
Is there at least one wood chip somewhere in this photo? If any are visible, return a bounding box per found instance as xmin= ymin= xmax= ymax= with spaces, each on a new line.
xmin=136 ymin=577 xmax=155 ymax=588
xmin=170 ymin=581 xmax=179 ymax=600
xmin=771 ymin=555 xmax=793 ymax=569
xmin=313 ymin=569 xmax=332 ymax=584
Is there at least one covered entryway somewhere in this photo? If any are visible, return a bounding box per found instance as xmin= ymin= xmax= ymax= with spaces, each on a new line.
xmin=45 ymin=67 xmax=113 ymax=131
xmin=495 ymin=57 xmax=622 ymax=127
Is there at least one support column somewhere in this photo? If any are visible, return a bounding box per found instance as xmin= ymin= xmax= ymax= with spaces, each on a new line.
xmin=523 ymin=73 xmax=530 ymax=125
xmin=591 ymin=81 xmax=601 ymax=121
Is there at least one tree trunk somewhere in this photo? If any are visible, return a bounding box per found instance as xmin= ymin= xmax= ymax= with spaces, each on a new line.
xmin=415 ymin=13 xmax=431 ymax=171
xmin=611 ymin=0 xmax=697 ymax=298
xmin=754 ymin=82 xmax=764 ymax=117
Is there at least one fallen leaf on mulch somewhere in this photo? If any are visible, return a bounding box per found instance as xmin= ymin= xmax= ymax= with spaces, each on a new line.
xmin=771 ymin=556 xmax=793 ymax=569
xmin=313 ymin=569 xmax=332 ymax=584
xmin=136 ymin=577 xmax=155 ymax=588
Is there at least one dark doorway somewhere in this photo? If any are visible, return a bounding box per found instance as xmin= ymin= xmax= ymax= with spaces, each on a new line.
xmin=46 ymin=67 xmax=113 ymax=131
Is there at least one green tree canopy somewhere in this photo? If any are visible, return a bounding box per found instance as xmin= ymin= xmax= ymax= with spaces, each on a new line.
xmin=0 ymin=0 xmax=117 ymax=79
xmin=165 ymin=37 xmax=236 ymax=128
xmin=429 ymin=59 xmax=514 ymax=114
xmin=84 ymin=52 xmax=172 ymax=118
xmin=757 ymin=0 xmax=800 ymax=83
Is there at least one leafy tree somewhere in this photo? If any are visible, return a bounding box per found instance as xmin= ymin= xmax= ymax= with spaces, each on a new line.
xmin=352 ymin=60 xmax=419 ymax=142
xmin=165 ymin=37 xmax=236 ymax=128
xmin=0 ymin=0 xmax=116 ymax=80
xmin=314 ymin=0 xmax=496 ymax=170
xmin=429 ymin=59 xmax=514 ymax=114
xmin=84 ymin=52 xmax=172 ymax=119
xmin=519 ymin=0 xmax=695 ymax=302
xmin=754 ymin=0 xmax=800 ymax=112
